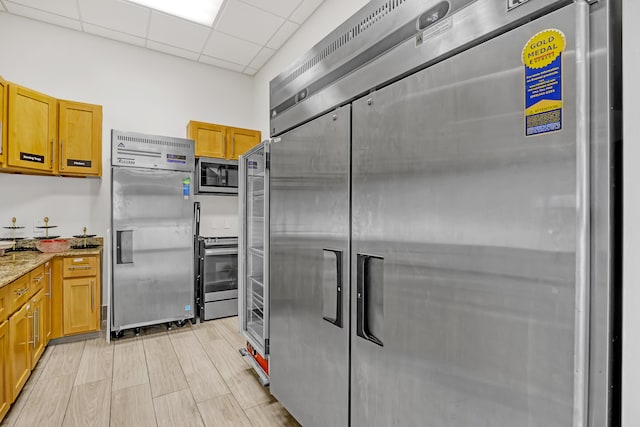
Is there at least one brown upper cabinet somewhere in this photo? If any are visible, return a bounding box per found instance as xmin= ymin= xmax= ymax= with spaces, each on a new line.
xmin=58 ymin=100 xmax=102 ymax=176
xmin=0 ymin=76 xmax=7 ymax=167
xmin=1 ymin=81 xmax=102 ymax=178
xmin=187 ymin=120 xmax=261 ymax=160
xmin=7 ymin=84 xmax=57 ymax=173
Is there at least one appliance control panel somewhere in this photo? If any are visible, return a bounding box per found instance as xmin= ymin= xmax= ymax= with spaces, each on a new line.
xmin=111 ymin=130 xmax=194 ymax=172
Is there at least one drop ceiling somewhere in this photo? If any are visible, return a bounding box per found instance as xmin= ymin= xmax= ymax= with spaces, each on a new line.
xmin=0 ymin=0 xmax=327 ymax=75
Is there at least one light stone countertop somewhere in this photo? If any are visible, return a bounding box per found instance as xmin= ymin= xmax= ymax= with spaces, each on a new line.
xmin=0 ymin=247 xmax=102 ymax=289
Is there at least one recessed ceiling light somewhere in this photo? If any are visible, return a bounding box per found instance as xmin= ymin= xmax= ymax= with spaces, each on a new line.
xmin=127 ymin=0 xmax=224 ymax=27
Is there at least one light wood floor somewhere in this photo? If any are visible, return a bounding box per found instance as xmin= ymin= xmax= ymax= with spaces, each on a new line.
xmin=1 ymin=317 xmax=300 ymax=427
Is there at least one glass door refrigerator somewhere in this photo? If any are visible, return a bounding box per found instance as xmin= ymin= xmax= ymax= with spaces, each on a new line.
xmin=238 ymin=140 xmax=270 ymax=385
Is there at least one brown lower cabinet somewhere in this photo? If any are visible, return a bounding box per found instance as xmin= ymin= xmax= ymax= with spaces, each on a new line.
xmin=1 ymin=253 xmax=101 ymax=421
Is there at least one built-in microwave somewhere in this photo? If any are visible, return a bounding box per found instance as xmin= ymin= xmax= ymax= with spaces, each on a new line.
xmin=196 ymin=157 xmax=238 ymax=194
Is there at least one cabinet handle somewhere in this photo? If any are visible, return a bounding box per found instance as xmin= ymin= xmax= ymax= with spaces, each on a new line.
xmin=50 ymin=139 xmax=54 ymax=169
xmin=91 ymin=280 xmax=95 ymax=312
xmin=45 ymin=269 xmax=51 ymax=297
xmin=232 ymin=135 xmax=235 ymax=157
xmin=60 ymin=139 xmax=65 ymax=170
xmin=68 ymin=265 xmax=92 ymax=270
xmin=33 ymin=274 xmax=44 ymax=283
xmin=33 ymin=308 xmax=40 ymax=350
xmin=15 ymin=287 xmax=30 ymax=296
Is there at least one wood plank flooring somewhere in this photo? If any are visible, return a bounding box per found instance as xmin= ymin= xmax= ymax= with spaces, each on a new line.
xmin=1 ymin=317 xmax=300 ymax=427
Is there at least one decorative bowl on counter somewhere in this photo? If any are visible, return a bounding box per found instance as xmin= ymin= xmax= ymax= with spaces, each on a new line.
xmin=35 ymin=239 xmax=71 ymax=253
xmin=0 ymin=241 xmax=15 ymax=256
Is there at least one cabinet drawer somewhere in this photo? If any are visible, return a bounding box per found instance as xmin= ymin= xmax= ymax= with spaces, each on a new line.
xmin=8 ymin=274 xmax=30 ymax=314
xmin=63 ymin=256 xmax=97 ymax=278
xmin=29 ymin=264 xmax=46 ymax=297
xmin=0 ymin=285 xmax=9 ymax=323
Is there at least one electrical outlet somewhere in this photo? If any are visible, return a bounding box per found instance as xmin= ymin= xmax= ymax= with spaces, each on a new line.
xmin=223 ymin=218 xmax=231 ymax=229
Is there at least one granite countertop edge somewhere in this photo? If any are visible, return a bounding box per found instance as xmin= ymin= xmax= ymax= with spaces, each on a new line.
xmin=0 ymin=247 xmax=103 ymax=289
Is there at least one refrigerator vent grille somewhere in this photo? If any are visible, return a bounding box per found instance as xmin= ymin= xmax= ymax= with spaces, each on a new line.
xmin=116 ymin=134 xmax=191 ymax=149
xmin=278 ymin=0 xmax=409 ymax=88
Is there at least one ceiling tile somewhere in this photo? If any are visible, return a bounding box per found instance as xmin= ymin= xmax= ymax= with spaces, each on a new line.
xmin=266 ymin=20 xmax=299 ymax=50
xmin=83 ymin=23 xmax=146 ymax=47
xmin=215 ymin=1 xmax=284 ymax=45
xmin=248 ymin=47 xmax=275 ymax=70
xmin=4 ymin=2 xmax=82 ymax=30
xmin=289 ymin=0 xmax=324 ymax=24
xmin=5 ymin=0 xmax=78 ymax=19
xmin=244 ymin=67 xmax=258 ymax=76
xmin=203 ymin=31 xmax=261 ymax=66
xmin=148 ymin=11 xmax=211 ymax=52
xmin=146 ymin=40 xmax=200 ymax=61
xmin=238 ymin=0 xmax=302 ymax=19
xmin=78 ymin=0 xmax=149 ymax=38
xmin=199 ymin=55 xmax=245 ymax=73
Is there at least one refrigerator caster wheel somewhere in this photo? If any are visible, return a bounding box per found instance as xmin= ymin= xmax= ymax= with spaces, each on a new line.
xmin=134 ymin=327 xmax=141 ymax=337
xmin=167 ymin=322 xmax=173 ymax=331
xmin=112 ymin=330 xmax=125 ymax=339
xmin=176 ymin=320 xmax=186 ymax=328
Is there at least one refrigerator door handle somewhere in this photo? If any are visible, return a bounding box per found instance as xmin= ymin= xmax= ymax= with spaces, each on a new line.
xmin=322 ymin=249 xmax=343 ymax=328
xmin=116 ymin=230 xmax=134 ymax=264
xmin=194 ymin=201 xmax=200 ymax=237
xmin=356 ymin=253 xmax=383 ymax=347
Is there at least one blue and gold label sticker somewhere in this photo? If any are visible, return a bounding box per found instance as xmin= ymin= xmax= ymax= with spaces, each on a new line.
xmin=522 ymin=29 xmax=566 ymax=136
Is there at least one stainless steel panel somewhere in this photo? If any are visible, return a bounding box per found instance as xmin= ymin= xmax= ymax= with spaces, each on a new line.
xmin=204 ymin=299 xmax=237 ymax=320
xmin=270 ymin=107 xmax=350 ymax=427
xmin=270 ymin=0 xmax=569 ymax=136
xmin=205 ymin=289 xmax=238 ymax=302
xmin=112 ymin=167 xmax=195 ymax=330
xmin=351 ymin=6 xmax=579 ymax=426
xmin=111 ymin=130 xmax=194 ymax=172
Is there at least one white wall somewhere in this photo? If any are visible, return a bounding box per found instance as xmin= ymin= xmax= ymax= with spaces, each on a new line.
xmin=196 ymin=195 xmax=239 ymax=237
xmin=253 ymin=0 xmax=370 ymax=137
xmin=623 ymin=0 xmax=637 ymax=425
xmin=0 ymin=12 xmax=255 ymax=299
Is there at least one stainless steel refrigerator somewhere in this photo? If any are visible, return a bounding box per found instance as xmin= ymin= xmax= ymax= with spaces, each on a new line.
xmin=238 ymin=141 xmax=271 ymax=385
xmin=111 ymin=130 xmax=196 ymax=334
xmin=268 ymin=0 xmax=620 ymax=426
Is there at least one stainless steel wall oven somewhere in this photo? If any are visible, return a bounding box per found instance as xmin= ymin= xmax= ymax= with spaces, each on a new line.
xmin=196 ymin=236 xmax=238 ymax=320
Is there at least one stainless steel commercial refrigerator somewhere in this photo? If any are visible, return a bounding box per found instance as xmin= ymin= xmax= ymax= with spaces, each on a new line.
xmin=268 ymin=0 xmax=620 ymax=426
xmin=111 ymin=130 xmax=196 ymax=335
xmin=238 ymin=141 xmax=271 ymax=385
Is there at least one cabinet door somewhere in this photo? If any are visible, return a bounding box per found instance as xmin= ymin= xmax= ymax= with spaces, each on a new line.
xmin=227 ymin=127 xmax=261 ymax=160
xmin=188 ymin=121 xmax=226 ymax=158
xmin=7 ymin=84 xmax=56 ymax=173
xmin=50 ymin=258 xmax=63 ymax=340
xmin=29 ymin=291 xmax=45 ymax=368
xmin=9 ymin=302 xmax=30 ymax=402
xmin=0 ymin=320 xmax=10 ymax=421
xmin=0 ymin=76 xmax=7 ymax=166
xmin=58 ymin=100 xmax=102 ymax=176
xmin=0 ymin=285 xmax=9 ymax=324
xmin=63 ymin=277 xmax=98 ymax=336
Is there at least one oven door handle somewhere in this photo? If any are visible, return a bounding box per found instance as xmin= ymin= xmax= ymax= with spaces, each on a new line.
xmin=204 ymin=248 xmax=238 ymax=256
